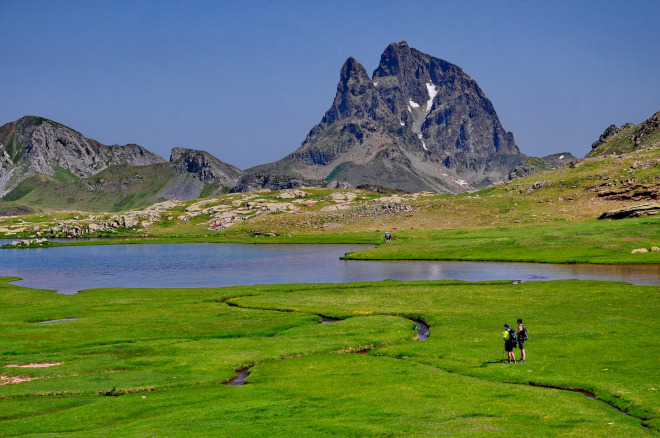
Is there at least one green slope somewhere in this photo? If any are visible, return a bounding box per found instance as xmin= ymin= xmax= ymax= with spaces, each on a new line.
xmin=1 ymin=162 xmax=175 ymax=212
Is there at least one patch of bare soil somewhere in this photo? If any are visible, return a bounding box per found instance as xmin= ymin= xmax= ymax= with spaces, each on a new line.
xmin=0 ymin=375 xmax=43 ymax=385
xmin=6 ymin=362 xmax=63 ymax=368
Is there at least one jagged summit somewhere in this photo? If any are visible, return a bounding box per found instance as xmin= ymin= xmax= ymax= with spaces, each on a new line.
xmin=251 ymin=42 xmax=524 ymax=193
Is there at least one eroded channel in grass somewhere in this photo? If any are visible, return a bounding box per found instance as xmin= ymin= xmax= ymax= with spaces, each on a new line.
xmin=37 ymin=318 xmax=79 ymax=324
xmin=224 ymin=369 xmax=251 ymax=386
xmin=413 ymin=320 xmax=429 ymax=341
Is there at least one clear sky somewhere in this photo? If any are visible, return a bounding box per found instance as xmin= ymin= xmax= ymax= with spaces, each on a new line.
xmin=1 ymin=0 xmax=658 ymax=169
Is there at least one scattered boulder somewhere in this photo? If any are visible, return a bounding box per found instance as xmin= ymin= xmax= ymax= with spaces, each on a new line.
xmin=186 ymin=200 xmax=215 ymax=212
xmin=330 ymin=192 xmax=357 ymax=203
xmin=149 ymin=200 xmax=180 ymax=211
xmin=631 ymin=248 xmax=649 ymax=254
xmin=3 ymin=238 xmax=53 ymax=248
xmin=321 ymin=204 xmax=352 ymax=212
xmin=376 ymin=196 xmax=403 ymax=203
xmin=278 ymin=189 xmax=308 ymax=199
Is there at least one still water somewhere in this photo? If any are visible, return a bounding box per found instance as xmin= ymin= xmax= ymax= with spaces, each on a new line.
xmin=0 ymin=241 xmax=658 ymax=294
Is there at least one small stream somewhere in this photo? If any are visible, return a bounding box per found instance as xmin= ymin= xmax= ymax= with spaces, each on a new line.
xmin=413 ymin=320 xmax=430 ymax=341
xmin=223 ymin=369 xmax=250 ymax=386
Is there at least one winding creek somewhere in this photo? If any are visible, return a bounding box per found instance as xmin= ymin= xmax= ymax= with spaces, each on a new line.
xmin=220 ymin=302 xmax=645 ymax=429
xmin=1 ymin=241 xmax=659 ymax=294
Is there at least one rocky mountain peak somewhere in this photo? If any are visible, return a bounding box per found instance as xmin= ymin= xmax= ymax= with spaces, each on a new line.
xmin=340 ymin=57 xmax=370 ymax=84
xmin=373 ymin=40 xmax=417 ymax=79
xmin=254 ymin=42 xmax=524 ymax=193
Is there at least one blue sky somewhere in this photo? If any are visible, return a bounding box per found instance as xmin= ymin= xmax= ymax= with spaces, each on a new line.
xmin=1 ymin=1 xmax=658 ymax=169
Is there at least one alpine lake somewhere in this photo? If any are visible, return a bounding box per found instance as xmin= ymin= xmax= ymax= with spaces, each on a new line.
xmin=1 ymin=240 xmax=659 ymax=294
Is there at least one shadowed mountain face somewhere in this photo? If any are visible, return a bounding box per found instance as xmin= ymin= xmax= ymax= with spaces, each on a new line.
xmin=251 ymin=41 xmax=526 ymax=193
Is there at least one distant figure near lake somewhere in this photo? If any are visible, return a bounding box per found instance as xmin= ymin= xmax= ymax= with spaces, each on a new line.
xmin=385 ymin=231 xmax=392 ymax=243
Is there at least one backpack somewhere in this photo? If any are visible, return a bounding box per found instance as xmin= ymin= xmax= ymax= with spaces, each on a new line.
xmin=509 ymin=329 xmax=517 ymax=344
xmin=503 ymin=329 xmax=517 ymax=343
xmin=519 ymin=325 xmax=529 ymax=341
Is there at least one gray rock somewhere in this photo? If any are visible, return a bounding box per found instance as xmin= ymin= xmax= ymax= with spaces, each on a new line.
xmin=591 ymin=125 xmax=621 ymax=150
xmin=231 ymin=172 xmax=325 ymax=193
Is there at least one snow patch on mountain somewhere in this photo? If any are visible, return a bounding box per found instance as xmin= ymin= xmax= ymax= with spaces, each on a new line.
xmin=425 ymin=82 xmax=438 ymax=113
xmin=417 ymin=133 xmax=427 ymax=150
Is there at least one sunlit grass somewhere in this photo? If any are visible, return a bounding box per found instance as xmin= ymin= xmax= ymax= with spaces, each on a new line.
xmin=0 ymin=277 xmax=657 ymax=435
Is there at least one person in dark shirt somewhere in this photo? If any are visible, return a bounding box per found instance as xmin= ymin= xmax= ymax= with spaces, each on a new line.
xmin=517 ymin=318 xmax=528 ymax=363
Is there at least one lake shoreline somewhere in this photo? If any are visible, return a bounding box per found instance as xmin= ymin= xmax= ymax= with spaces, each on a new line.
xmin=3 ymin=234 xmax=660 ymax=266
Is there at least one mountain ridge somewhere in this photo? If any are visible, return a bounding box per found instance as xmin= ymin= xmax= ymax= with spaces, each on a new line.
xmin=0 ymin=116 xmax=165 ymax=197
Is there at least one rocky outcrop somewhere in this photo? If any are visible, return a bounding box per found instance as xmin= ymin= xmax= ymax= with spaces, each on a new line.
xmin=598 ymin=203 xmax=660 ymax=220
xmin=591 ymin=125 xmax=621 ymax=150
xmin=0 ymin=116 xmax=164 ymax=196
xmin=251 ymin=41 xmax=525 ymax=193
xmin=231 ymin=172 xmax=324 ymax=193
xmin=596 ymin=183 xmax=659 ymax=201
xmin=587 ymin=110 xmax=660 ymax=158
xmin=509 ymin=153 xmax=577 ymax=179
xmin=632 ymin=111 xmax=660 ymax=148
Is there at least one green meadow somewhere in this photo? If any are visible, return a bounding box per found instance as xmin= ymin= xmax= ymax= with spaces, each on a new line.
xmin=1 ymin=277 xmax=657 ymax=436
xmin=343 ymin=216 xmax=660 ymax=264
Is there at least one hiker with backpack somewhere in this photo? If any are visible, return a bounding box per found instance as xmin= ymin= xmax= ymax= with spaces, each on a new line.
xmin=503 ymin=323 xmax=517 ymax=363
xmin=517 ymin=318 xmax=528 ymax=363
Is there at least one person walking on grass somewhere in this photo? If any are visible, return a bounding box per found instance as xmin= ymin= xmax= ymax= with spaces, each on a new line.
xmin=517 ymin=318 xmax=528 ymax=363
xmin=503 ymin=323 xmax=517 ymax=363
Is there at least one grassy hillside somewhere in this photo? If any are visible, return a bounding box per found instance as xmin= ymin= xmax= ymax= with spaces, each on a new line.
xmin=1 ymin=163 xmax=175 ymax=212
